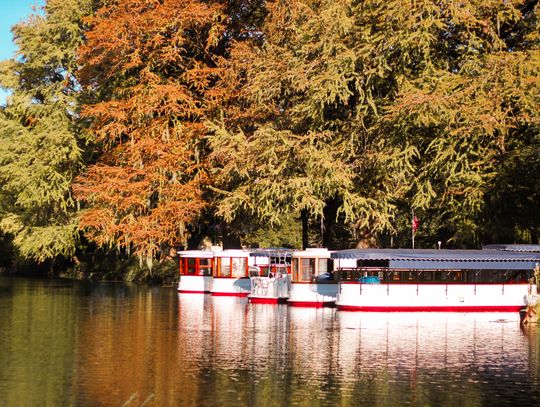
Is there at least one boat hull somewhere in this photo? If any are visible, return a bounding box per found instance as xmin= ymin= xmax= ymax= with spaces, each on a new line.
xmin=211 ymin=277 xmax=250 ymax=297
xmin=177 ymin=275 xmax=212 ymax=294
xmin=287 ymin=282 xmax=338 ymax=307
xmin=336 ymin=282 xmax=536 ymax=312
xmin=248 ymin=296 xmax=288 ymax=304
xmin=248 ymin=276 xmax=290 ymax=304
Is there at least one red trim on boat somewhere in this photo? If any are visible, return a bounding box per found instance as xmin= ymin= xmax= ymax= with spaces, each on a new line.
xmin=249 ymin=297 xmax=288 ymax=304
xmin=177 ymin=290 xmax=210 ymax=294
xmin=287 ymin=301 xmax=335 ymax=308
xmin=211 ymin=292 xmax=249 ymax=297
xmin=337 ymin=305 xmax=523 ymax=312
xmin=339 ymin=282 xmax=530 ymax=286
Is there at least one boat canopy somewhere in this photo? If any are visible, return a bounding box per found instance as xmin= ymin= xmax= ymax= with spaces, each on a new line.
xmin=482 ymin=244 xmax=540 ymax=252
xmin=331 ymin=249 xmax=540 ymax=270
xmin=249 ymin=248 xmax=295 ymax=258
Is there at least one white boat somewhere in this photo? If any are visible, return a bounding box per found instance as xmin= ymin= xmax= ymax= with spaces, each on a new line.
xmin=177 ymin=250 xmax=214 ymax=293
xmin=332 ymin=249 xmax=539 ymax=312
xmin=178 ymin=249 xmax=252 ymax=296
xmin=287 ymin=248 xmax=338 ymax=307
xmin=248 ymin=249 xmax=292 ymax=304
xmin=210 ymin=250 xmax=251 ymax=297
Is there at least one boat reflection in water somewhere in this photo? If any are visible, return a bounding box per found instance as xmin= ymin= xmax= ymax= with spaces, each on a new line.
xmin=3 ymin=277 xmax=538 ymax=406
xmin=175 ymin=296 xmax=540 ymax=406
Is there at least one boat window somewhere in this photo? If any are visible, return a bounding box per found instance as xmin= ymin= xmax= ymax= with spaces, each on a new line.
xmin=418 ymin=271 xmax=432 ymax=281
xmin=301 ymin=258 xmax=315 ymax=281
xmin=219 ymin=258 xmax=231 ymax=277
xmin=292 ymin=259 xmax=300 ymax=281
xmin=336 ymin=268 xmax=362 ymax=281
xmin=335 ymin=266 xmax=534 ymax=284
xmin=317 ymin=259 xmax=333 ymax=282
xmin=187 ymin=258 xmax=197 ymax=275
xmin=357 ymin=259 xmax=388 ymax=268
xmin=404 ymin=271 xmax=415 ymax=281
xmin=318 ymin=259 xmax=328 ymax=273
xmin=258 ymin=265 xmax=269 ymax=277
xmin=232 ymin=257 xmax=247 ymax=278
xmin=199 ymin=258 xmax=212 ymax=276
xmin=179 ymin=258 xmax=185 ymax=275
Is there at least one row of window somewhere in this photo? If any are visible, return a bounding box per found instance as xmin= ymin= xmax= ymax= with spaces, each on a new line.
xmin=337 ymin=268 xmax=532 ymax=284
xmin=179 ymin=256 xmax=330 ymax=281
xmin=179 ymin=257 xmax=248 ymax=278
xmin=180 ymin=257 xmax=533 ymax=284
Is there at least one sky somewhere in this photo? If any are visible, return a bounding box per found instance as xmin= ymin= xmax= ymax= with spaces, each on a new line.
xmin=0 ymin=0 xmax=42 ymax=105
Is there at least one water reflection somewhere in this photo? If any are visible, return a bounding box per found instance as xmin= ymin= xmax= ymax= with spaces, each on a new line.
xmin=0 ymin=276 xmax=539 ymax=406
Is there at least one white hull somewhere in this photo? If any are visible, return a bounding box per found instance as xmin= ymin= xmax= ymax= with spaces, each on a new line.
xmin=249 ymin=276 xmax=291 ymax=303
xmin=287 ymin=283 xmax=338 ymax=307
xmin=211 ymin=277 xmax=251 ymax=297
xmin=177 ymin=275 xmax=212 ymax=293
xmin=336 ymin=283 xmax=537 ymax=311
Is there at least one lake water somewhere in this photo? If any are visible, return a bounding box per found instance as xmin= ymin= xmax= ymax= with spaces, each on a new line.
xmin=0 ymin=276 xmax=539 ymax=406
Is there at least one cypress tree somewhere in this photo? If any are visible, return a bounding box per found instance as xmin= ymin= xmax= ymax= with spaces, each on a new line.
xmin=0 ymin=0 xmax=93 ymax=262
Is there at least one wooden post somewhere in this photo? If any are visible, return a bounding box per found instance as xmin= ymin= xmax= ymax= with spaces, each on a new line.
xmin=412 ymin=209 xmax=415 ymax=249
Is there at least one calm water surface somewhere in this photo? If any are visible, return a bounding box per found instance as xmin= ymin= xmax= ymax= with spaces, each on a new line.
xmin=0 ymin=276 xmax=539 ymax=406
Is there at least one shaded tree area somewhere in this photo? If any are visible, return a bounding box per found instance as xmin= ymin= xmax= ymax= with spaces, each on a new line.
xmin=0 ymin=0 xmax=538 ymax=280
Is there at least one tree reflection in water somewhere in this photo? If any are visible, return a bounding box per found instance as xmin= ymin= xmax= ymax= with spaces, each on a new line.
xmin=0 ymin=277 xmax=538 ymax=406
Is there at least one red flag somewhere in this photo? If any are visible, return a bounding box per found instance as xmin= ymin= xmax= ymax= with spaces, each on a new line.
xmin=412 ymin=216 xmax=419 ymax=233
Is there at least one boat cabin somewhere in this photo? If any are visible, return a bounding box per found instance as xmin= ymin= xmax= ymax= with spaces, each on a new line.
xmin=211 ymin=250 xmax=251 ymax=297
xmin=177 ymin=250 xmax=215 ymax=293
xmin=248 ymin=249 xmax=293 ymax=303
xmin=291 ymin=248 xmax=334 ymax=283
xmin=288 ymin=248 xmax=338 ymax=307
xmin=331 ymin=248 xmax=540 ymax=311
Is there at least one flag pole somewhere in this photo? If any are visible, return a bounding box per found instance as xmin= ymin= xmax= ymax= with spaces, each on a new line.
xmin=412 ymin=209 xmax=415 ymax=249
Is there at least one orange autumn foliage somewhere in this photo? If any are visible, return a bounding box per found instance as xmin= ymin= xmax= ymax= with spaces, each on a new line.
xmin=74 ymin=0 xmax=226 ymax=259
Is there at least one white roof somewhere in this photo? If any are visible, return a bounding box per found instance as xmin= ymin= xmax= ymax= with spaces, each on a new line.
xmin=292 ymin=248 xmax=331 ymax=259
xmin=177 ymin=250 xmax=215 ymax=258
xmin=213 ymin=249 xmax=249 ymax=258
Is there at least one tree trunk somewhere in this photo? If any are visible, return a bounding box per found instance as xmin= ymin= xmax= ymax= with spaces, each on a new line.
xmin=301 ymin=209 xmax=309 ymax=249
xmin=222 ymin=222 xmax=242 ymax=249
xmin=322 ymin=198 xmax=339 ymax=249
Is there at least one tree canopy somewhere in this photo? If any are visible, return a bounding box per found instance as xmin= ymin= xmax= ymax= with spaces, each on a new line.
xmin=0 ymin=0 xmax=538 ymax=273
xmin=0 ymin=0 xmax=93 ymax=262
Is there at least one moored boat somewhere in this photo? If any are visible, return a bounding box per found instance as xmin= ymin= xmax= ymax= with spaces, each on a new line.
xmin=248 ymin=249 xmax=292 ymax=304
xmin=210 ymin=249 xmax=251 ymax=297
xmin=288 ymin=248 xmax=337 ymax=307
xmin=177 ymin=250 xmax=214 ymax=293
xmin=332 ymin=248 xmax=540 ymax=312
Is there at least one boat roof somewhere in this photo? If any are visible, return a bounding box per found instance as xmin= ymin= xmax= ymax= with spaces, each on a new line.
xmin=213 ymin=249 xmax=249 ymax=258
xmin=177 ymin=250 xmax=215 ymax=258
xmin=249 ymin=248 xmax=296 ymax=258
xmin=292 ymin=248 xmax=331 ymax=258
xmin=482 ymin=244 xmax=540 ymax=252
xmin=331 ymin=248 xmax=540 ymax=270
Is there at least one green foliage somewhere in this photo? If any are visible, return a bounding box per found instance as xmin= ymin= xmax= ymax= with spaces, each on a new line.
xmin=207 ymin=0 xmax=540 ymax=248
xmin=209 ymin=0 xmax=415 ymax=247
xmin=0 ymin=214 xmax=79 ymax=262
xmin=1 ymin=0 xmax=538 ymax=270
xmin=0 ymin=0 xmax=93 ymax=262
xmin=377 ymin=0 xmax=540 ymax=246
xmin=240 ymin=214 xmax=303 ymax=249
